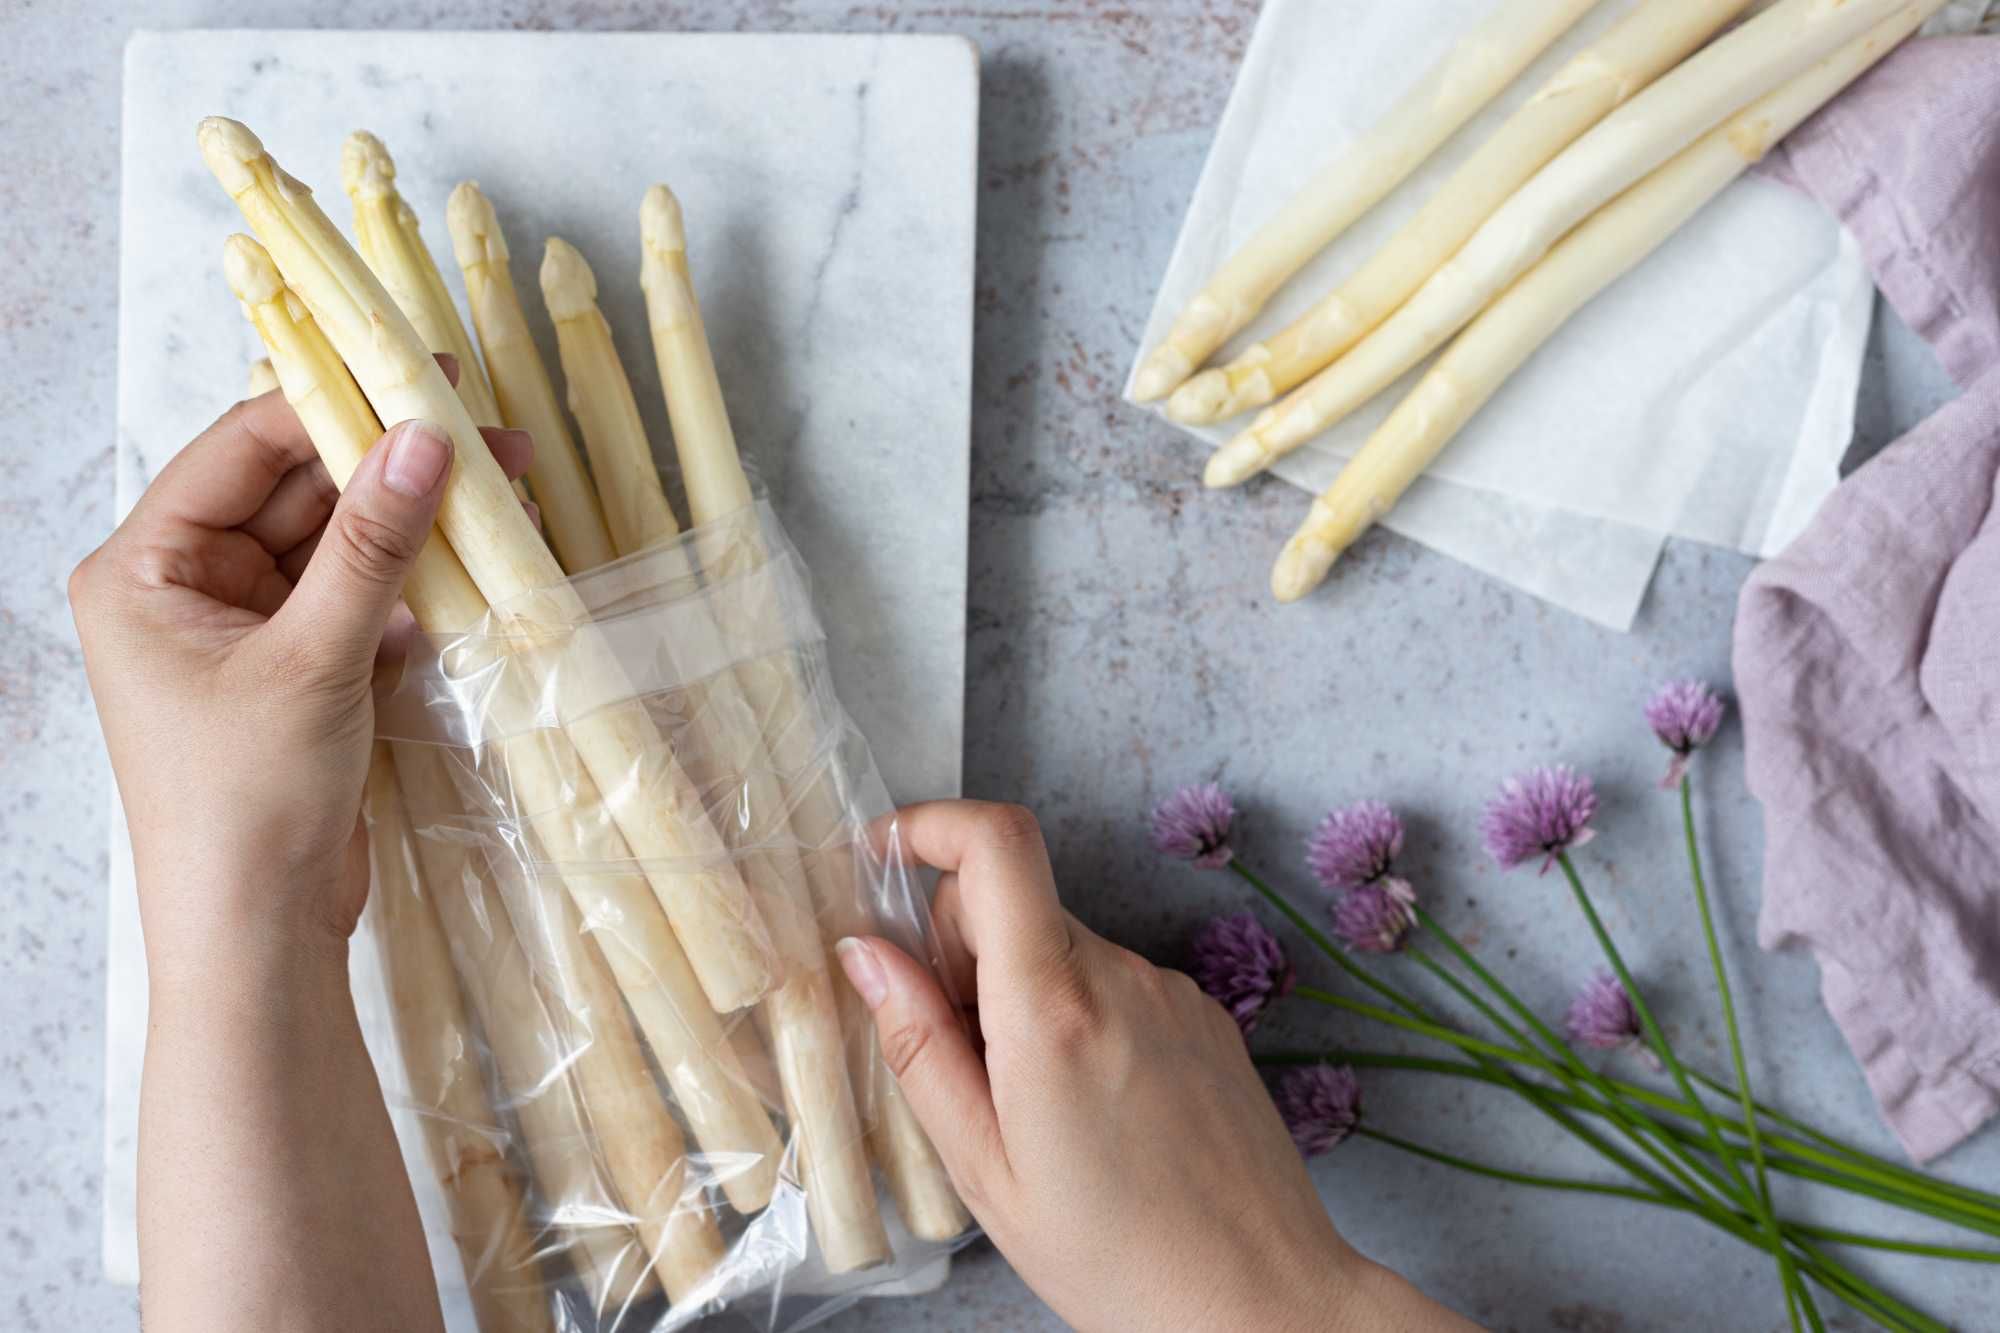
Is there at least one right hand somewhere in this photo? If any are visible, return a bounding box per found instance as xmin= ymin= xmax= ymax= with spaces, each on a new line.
xmin=834 ymin=800 xmax=1476 ymax=1332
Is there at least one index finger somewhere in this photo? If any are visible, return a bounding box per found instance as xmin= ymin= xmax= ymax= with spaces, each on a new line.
xmin=883 ymin=800 xmax=1074 ymax=981
xmin=129 ymin=390 xmax=320 ymax=535
xmin=129 ymin=352 xmax=466 ymax=536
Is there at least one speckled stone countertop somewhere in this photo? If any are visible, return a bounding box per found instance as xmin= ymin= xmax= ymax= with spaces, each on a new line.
xmin=3 ymin=3 xmax=1991 ymax=1331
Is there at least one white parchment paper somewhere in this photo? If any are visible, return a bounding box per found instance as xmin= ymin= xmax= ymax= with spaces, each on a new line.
xmin=1132 ymin=0 xmax=1883 ymax=628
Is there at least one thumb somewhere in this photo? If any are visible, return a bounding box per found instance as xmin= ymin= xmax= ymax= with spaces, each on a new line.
xmin=276 ymin=419 xmax=451 ymax=675
xmin=836 ymin=935 xmax=1005 ymax=1204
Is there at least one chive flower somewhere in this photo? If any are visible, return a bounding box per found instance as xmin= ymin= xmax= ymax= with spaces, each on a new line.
xmin=1644 ymin=679 xmax=1726 ymax=789
xmin=1307 ymin=800 xmax=1410 ymax=897
xmin=1191 ymin=913 xmax=1293 ymax=1037
xmin=1152 ymin=783 xmax=1236 ymax=869
xmin=1564 ymin=968 xmax=1659 ymax=1069
xmin=1275 ymin=1064 xmax=1362 ymax=1156
xmin=1480 ymin=765 xmax=1599 ymax=873
xmin=1331 ymin=882 xmax=1416 ymax=954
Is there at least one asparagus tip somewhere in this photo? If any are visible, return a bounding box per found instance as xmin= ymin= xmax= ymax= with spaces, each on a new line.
xmin=1270 ymin=540 xmax=1331 ymax=604
xmin=1202 ymin=436 xmax=1257 ymax=489
xmin=445 ymin=180 xmax=507 ymax=268
xmin=196 ymin=116 xmax=266 ymax=193
xmin=247 ymin=357 xmax=280 ymax=397
xmin=640 ymin=184 xmax=686 ymax=255
xmin=1167 ymin=369 xmax=1232 ymax=425
xmin=1131 ymin=346 xmax=1191 ymax=403
xmin=341 ymin=129 xmax=397 ymax=201
xmin=222 ymin=232 xmax=285 ymax=306
xmin=538 ymin=236 xmax=598 ymax=321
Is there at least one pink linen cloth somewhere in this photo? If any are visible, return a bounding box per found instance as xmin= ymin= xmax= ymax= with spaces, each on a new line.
xmin=1735 ymin=35 xmax=2000 ymax=1163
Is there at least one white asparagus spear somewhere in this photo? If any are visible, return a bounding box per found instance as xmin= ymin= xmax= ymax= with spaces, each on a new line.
xmin=343 ymin=131 xmax=507 ymax=431
xmin=539 ymin=236 xmax=682 ymax=555
xmin=363 ymin=744 xmax=557 ymax=1333
xmin=246 ymin=356 xmax=279 ymax=395
xmin=1130 ymin=0 xmax=1603 ymax=403
xmin=1271 ymin=6 xmax=1935 ymax=603
xmin=225 ymin=231 xmax=784 ymax=1217
xmin=554 ymin=231 xmax=889 ymax=1271
xmin=434 ymin=744 xmax=732 ymax=1304
xmin=444 ymin=180 xmax=619 ymax=574
xmin=223 ymin=239 xmax=744 ymax=1298
xmin=393 ymin=742 xmax=664 ymax=1315
xmin=1204 ymin=0 xmax=1935 ymax=488
xmin=200 ymin=120 xmax=776 ymax=1013
xmin=641 ymin=184 xmax=970 ymax=1243
xmin=228 ymin=247 xmax=652 ymax=1300
xmin=1168 ymin=0 xmax=1756 ymax=425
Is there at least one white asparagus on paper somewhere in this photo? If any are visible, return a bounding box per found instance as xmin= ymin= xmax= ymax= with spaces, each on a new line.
xmin=445 ymin=180 xmax=619 ymax=575
xmin=554 ymin=228 xmax=889 ymax=1271
xmin=1129 ymin=0 xmax=1604 ymax=403
xmin=199 ymin=119 xmax=777 ymax=1013
xmin=641 ymin=184 xmax=971 ymax=1243
xmin=224 ymin=237 xmax=743 ymax=1298
xmin=539 ymin=236 xmax=683 ymax=555
xmin=246 ymin=356 xmax=279 ymax=395
xmin=1167 ymin=0 xmax=1757 ymax=425
xmin=1204 ymin=0 xmax=1935 ymax=489
xmin=1270 ymin=5 xmax=1938 ymax=602
xmin=362 ymin=744 xmax=557 ymax=1333
xmin=343 ymin=131 xmax=508 ymax=431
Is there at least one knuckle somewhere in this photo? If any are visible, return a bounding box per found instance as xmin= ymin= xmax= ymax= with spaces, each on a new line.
xmin=1033 ymin=966 xmax=1101 ymax=1058
xmin=330 ymin=508 xmax=419 ymax=581
xmin=67 ymin=549 xmax=103 ymax=609
xmin=976 ymin=802 xmax=1045 ymax=855
xmin=879 ymin=1020 xmax=935 ymax=1083
xmin=127 ymin=542 xmax=193 ymax=592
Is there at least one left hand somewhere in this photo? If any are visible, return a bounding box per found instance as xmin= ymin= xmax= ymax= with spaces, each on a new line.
xmin=70 ymin=376 xmax=530 ymax=989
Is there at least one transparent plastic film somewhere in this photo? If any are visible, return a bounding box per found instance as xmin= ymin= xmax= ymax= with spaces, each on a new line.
xmin=364 ymin=501 xmax=972 ymax=1332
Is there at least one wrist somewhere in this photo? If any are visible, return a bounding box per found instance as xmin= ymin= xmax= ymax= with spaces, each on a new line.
xmin=138 ymin=859 xmax=352 ymax=1006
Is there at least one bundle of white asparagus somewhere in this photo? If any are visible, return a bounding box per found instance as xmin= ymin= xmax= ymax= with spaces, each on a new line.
xmin=207 ymin=117 xmax=968 ymax=1330
xmin=1136 ymin=0 xmax=1944 ymax=602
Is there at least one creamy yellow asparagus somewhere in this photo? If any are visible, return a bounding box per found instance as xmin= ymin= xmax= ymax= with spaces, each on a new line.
xmin=1270 ymin=5 xmax=1939 ymax=602
xmin=641 ymin=183 xmax=971 ymax=1243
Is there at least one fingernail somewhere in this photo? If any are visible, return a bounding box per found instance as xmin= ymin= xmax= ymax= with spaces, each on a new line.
xmin=835 ymin=938 xmax=887 ymax=1010
xmin=384 ymin=421 xmax=451 ymax=497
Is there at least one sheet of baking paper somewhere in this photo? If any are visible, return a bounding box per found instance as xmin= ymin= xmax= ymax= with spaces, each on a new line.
xmin=1131 ymin=0 xmax=1881 ymax=625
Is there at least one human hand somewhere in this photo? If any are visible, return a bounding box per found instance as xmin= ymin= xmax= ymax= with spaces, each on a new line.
xmin=70 ymin=371 xmax=530 ymax=990
xmin=835 ymin=801 xmax=1475 ymax=1333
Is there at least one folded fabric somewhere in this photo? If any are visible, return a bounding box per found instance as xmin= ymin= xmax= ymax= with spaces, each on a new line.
xmin=1735 ymin=35 xmax=2000 ymax=1162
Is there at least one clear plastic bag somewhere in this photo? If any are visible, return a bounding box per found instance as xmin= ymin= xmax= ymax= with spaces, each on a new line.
xmin=354 ymin=500 xmax=973 ymax=1332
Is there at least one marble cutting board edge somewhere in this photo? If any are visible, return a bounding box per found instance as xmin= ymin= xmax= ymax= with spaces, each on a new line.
xmin=106 ymin=26 xmax=979 ymax=1311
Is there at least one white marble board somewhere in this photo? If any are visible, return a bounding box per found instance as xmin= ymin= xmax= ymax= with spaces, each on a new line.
xmin=109 ymin=26 xmax=978 ymax=1311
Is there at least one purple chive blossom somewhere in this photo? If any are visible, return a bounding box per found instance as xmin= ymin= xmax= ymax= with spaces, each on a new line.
xmin=1307 ymin=800 xmax=1411 ymax=898
xmin=1152 ymin=783 xmax=1237 ymax=869
xmin=1564 ymin=968 xmax=1661 ymax=1070
xmin=1190 ymin=913 xmax=1294 ymax=1037
xmin=1480 ymin=765 xmax=1599 ymax=874
xmin=1332 ymin=882 xmax=1416 ymax=954
xmin=1645 ymin=679 xmax=1727 ymax=789
xmin=1275 ymin=1064 xmax=1362 ymax=1157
